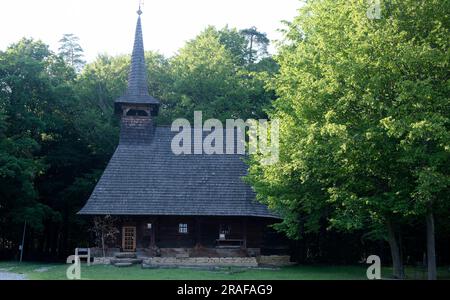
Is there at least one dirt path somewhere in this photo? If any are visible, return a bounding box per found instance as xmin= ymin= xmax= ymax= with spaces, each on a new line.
xmin=0 ymin=271 xmax=27 ymax=280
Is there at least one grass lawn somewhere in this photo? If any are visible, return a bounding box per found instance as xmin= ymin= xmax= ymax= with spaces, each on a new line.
xmin=1 ymin=261 xmax=449 ymax=280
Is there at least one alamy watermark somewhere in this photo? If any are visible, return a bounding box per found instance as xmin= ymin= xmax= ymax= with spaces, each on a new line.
xmin=171 ymin=111 xmax=280 ymax=165
xmin=366 ymin=255 xmax=381 ymax=279
xmin=66 ymin=255 xmax=81 ymax=280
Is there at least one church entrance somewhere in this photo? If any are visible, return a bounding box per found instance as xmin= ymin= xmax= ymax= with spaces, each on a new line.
xmin=122 ymin=226 xmax=136 ymax=252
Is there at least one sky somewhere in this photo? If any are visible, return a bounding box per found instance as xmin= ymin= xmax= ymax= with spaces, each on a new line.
xmin=0 ymin=0 xmax=302 ymax=62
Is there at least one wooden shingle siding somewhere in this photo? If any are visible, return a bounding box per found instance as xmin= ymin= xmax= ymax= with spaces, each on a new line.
xmin=78 ymin=127 xmax=279 ymax=219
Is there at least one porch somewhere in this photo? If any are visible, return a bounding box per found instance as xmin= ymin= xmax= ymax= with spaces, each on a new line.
xmin=114 ymin=216 xmax=283 ymax=255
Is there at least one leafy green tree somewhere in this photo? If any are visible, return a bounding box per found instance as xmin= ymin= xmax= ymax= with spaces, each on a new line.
xmin=76 ymin=52 xmax=173 ymax=125
xmin=248 ymin=0 xmax=449 ymax=279
xmin=73 ymin=27 xmax=277 ymax=125
xmin=168 ymin=27 xmax=247 ymax=121
xmin=0 ymin=39 xmax=62 ymax=246
xmin=0 ymin=38 xmax=109 ymax=257
xmin=217 ymin=26 xmax=247 ymax=66
xmin=166 ymin=26 xmax=275 ymax=122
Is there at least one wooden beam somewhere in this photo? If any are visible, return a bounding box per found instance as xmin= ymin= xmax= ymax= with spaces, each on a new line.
xmin=242 ymin=217 xmax=248 ymax=249
xmin=151 ymin=217 xmax=158 ymax=247
xmin=195 ymin=217 xmax=201 ymax=246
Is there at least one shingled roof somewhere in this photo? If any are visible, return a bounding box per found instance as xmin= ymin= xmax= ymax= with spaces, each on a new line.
xmin=78 ymin=126 xmax=279 ymax=219
xmin=115 ymin=10 xmax=159 ymax=111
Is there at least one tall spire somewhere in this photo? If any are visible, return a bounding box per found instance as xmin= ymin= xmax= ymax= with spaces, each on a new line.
xmin=128 ymin=10 xmax=148 ymax=97
xmin=115 ymin=6 xmax=159 ymax=115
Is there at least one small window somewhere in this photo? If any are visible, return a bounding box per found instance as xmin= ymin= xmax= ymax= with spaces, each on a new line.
xmin=126 ymin=109 xmax=148 ymax=116
xmin=179 ymin=223 xmax=188 ymax=234
xmin=147 ymin=223 xmax=152 ymax=229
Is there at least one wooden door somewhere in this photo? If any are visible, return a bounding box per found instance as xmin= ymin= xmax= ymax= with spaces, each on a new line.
xmin=122 ymin=226 xmax=136 ymax=252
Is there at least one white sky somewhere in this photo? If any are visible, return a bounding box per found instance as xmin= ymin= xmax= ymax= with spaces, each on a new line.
xmin=0 ymin=0 xmax=302 ymax=62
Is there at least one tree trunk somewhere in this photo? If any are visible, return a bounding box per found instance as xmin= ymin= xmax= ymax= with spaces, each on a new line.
xmin=249 ymin=35 xmax=254 ymax=64
xmin=426 ymin=206 xmax=437 ymax=280
xmin=101 ymin=232 xmax=105 ymax=258
xmin=386 ymin=219 xmax=405 ymax=279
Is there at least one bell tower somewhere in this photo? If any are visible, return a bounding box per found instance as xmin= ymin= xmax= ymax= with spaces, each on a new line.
xmin=115 ymin=6 xmax=159 ymax=144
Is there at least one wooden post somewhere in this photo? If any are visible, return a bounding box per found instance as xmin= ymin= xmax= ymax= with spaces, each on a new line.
xmin=195 ymin=217 xmax=201 ymax=246
xmin=151 ymin=218 xmax=156 ymax=247
xmin=242 ymin=218 xmax=247 ymax=249
xmin=19 ymin=221 xmax=27 ymax=263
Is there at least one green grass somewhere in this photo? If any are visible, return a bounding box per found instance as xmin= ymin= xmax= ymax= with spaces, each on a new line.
xmin=0 ymin=261 xmax=448 ymax=280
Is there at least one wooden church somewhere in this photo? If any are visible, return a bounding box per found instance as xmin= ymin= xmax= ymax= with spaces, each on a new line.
xmin=78 ymin=9 xmax=288 ymax=259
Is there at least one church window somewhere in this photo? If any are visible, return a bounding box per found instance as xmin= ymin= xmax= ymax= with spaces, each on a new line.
xmin=126 ymin=109 xmax=148 ymax=116
xmin=179 ymin=223 xmax=188 ymax=234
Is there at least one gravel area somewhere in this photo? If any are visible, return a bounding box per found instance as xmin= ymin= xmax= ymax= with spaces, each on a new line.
xmin=0 ymin=271 xmax=27 ymax=280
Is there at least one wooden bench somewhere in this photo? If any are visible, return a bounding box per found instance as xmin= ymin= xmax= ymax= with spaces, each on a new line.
xmin=75 ymin=248 xmax=91 ymax=266
xmin=216 ymin=239 xmax=244 ymax=249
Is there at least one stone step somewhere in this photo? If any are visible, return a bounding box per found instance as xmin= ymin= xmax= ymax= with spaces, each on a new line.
xmin=142 ymin=257 xmax=258 ymax=268
xmin=112 ymin=262 xmax=134 ymax=267
xmin=114 ymin=252 xmax=137 ymax=259
xmin=110 ymin=258 xmax=143 ymax=265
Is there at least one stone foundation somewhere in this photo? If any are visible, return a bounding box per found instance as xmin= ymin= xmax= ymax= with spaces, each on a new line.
xmin=90 ymin=248 xmax=292 ymax=268
xmin=90 ymin=247 xmax=120 ymax=257
xmin=256 ymin=255 xmax=293 ymax=267
xmin=143 ymin=257 xmax=258 ymax=268
xmin=158 ymin=247 xmax=249 ymax=258
xmin=93 ymin=257 xmax=113 ymax=265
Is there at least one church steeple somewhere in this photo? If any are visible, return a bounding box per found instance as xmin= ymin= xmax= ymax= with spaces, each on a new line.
xmin=115 ymin=7 xmax=159 ymax=116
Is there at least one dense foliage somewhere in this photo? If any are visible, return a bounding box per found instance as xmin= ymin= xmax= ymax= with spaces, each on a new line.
xmin=247 ymin=0 xmax=449 ymax=279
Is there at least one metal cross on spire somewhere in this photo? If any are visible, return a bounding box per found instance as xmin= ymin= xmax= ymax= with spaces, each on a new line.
xmin=137 ymin=0 xmax=144 ymax=15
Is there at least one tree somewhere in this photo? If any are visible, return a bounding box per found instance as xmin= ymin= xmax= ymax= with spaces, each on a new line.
xmin=217 ymin=26 xmax=247 ymax=66
xmin=58 ymin=34 xmax=85 ymax=72
xmin=0 ymin=38 xmax=113 ymax=258
xmin=247 ymin=0 xmax=449 ymax=279
xmin=165 ymin=26 xmax=275 ymax=122
xmin=76 ymin=52 xmax=173 ymax=125
xmin=240 ymin=27 xmax=270 ymax=64
xmin=0 ymin=38 xmax=66 ymax=254
xmin=90 ymin=215 xmax=119 ymax=258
